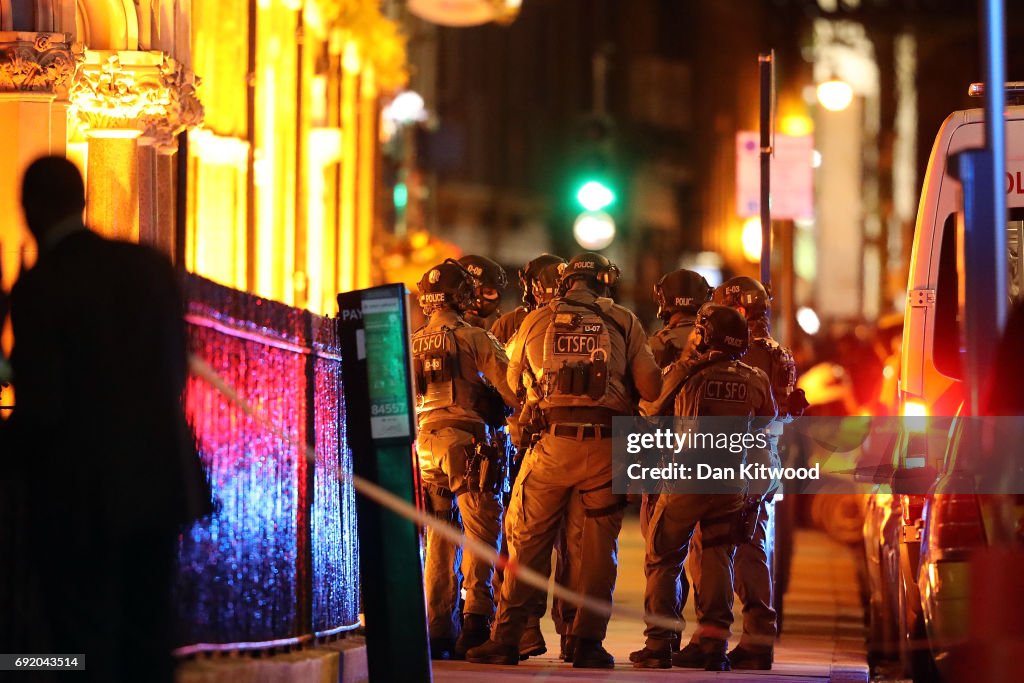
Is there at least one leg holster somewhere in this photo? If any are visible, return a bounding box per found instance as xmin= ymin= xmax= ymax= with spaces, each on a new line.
xmin=423 ymin=484 xmax=458 ymax=523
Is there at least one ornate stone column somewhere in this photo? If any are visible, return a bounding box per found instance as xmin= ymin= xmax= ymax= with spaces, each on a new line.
xmin=70 ymin=50 xmax=202 ymax=246
xmin=0 ymin=31 xmax=75 ymax=286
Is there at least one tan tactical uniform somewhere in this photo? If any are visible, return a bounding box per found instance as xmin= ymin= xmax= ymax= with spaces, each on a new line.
xmin=688 ymin=330 xmax=795 ymax=652
xmin=414 ymin=308 xmax=518 ymax=640
xmin=490 ymin=306 xmax=528 ymax=345
xmin=649 ymin=313 xmax=699 ymax=368
xmin=464 ymin=309 xmax=501 ymax=332
xmin=639 ymin=314 xmax=700 ymax=544
xmin=493 ymin=282 xmax=661 ymax=645
xmin=644 ymin=356 xmax=776 ymax=650
xmin=489 ymin=302 xmax=579 ymax=650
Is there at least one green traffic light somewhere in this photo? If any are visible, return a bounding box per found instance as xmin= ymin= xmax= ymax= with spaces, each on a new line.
xmin=575 ymin=179 xmax=615 ymax=212
xmin=393 ymin=181 xmax=408 ymax=210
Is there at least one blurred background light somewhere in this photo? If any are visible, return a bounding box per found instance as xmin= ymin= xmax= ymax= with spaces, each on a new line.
xmin=817 ymin=78 xmax=854 ymax=112
xmin=797 ymin=306 xmax=822 ymax=335
xmin=573 ymin=210 xmax=616 ymax=250
xmin=575 ymin=179 xmax=616 ymax=212
xmin=741 ymin=216 xmax=763 ymax=263
xmin=384 ymin=90 xmax=428 ymax=125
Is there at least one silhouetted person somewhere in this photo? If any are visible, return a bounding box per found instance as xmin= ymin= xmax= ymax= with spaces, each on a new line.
xmin=5 ymin=156 xmax=210 ymax=682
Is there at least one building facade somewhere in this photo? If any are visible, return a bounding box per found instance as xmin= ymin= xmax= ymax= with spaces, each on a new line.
xmin=0 ymin=0 xmax=406 ymax=315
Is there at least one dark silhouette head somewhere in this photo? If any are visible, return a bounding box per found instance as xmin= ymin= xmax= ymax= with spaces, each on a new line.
xmin=21 ymin=156 xmax=86 ymax=242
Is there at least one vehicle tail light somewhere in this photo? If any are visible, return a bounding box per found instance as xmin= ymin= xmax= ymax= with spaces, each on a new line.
xmin=902 ymin=399 xmax=928 ymax=418
xmin=931 ymin=493 xmax=985 ymax=553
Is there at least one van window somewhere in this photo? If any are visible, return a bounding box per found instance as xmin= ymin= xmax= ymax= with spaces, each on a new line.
xmin=933 ymin=208 xmax=1024 ymax=380
xmin=934 ymin=215 xmax=960 ymax=378
xmin=1010 ymin=209 xmax=1024 ymax=305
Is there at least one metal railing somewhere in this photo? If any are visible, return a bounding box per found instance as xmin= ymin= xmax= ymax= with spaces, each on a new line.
xmin=174 ymin=274 xmax=360 ymax=653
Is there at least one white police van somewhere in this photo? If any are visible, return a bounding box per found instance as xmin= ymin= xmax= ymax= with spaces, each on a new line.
xmin=901 ymin=84 xmax=1024 ymax=417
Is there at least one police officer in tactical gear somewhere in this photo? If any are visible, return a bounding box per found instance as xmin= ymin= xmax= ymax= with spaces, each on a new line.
xmin=632 ymin=303 xmax=776 ymax=672
xmin=459 ymin=254 xmax=509 ymax=330
xmin=680 ymin=276 xmax=806 ymax=670
xmin=467 ymin=252 xmax=662 ymax=669
xmin=650 ymin=269 xmax=713 ymax=367
xmin=629 ymin=269 xmax=713 ymax=655
xmin=412 ymin=259 xmax=521 ymax=660
xmin=490 ymin=253 xmax=566 ymax=345
xmin=489 ymin=253 xmax=575 ymax=661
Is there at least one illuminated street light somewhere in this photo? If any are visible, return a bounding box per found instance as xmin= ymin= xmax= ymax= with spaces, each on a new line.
xmin=575 ymin=179 xmax=616 ymax=212
xmin=741 ymin=216 xmax=763 ymax=263
xmin=816 ymin=79 xmax=854 ymax=112
xmin=573 ymin=210 xmax=616 ymax=250
xmin=797 ymin=306 xmax=821 ymax=335
xmin=384 ymin=90 xmax=427 ymax=125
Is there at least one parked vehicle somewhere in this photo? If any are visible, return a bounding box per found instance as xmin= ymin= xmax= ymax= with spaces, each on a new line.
xmin=900 ymin=87 xmax=1024 ymax=419
xmin=917 ymin=410 xmax=1024 ymax=680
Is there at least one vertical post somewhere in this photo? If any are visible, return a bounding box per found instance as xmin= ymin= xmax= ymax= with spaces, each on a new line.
xmin=759 ymin=51 xmax=774 ymax=289
xmin=961 ymin=0 xmax=1007 ymax=416
xmin=175 ymin=131 xmax=189 ymax=270
xmin=592 ymin=49 xmax=608 ymax=117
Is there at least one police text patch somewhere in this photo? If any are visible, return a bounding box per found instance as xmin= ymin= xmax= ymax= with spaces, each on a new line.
xmin=702 ymin=380 xmax=747 ymax=402
xmin=412 ymin=331 xmax=447 ymax=355
xmin=552 ymin=332 xmax=600 ymax=355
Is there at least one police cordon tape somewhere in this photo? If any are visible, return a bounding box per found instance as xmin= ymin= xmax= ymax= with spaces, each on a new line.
xmin=187 ymin=354 xmax=691 ymax=636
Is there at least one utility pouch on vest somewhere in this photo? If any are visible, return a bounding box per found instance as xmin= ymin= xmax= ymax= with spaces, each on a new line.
xmin=556 ymin=361 xmax=574 ymax=394
xmin=419 ymin=354 xmax=454 ymax=411
xmin=571 ymin=362 xmax=587 ymax=395
xmin=588 ymin=349 xmax=608 ymax=400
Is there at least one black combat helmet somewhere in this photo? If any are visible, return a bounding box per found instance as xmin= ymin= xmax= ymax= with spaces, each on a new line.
xmin=417 ymin=259 xmax=478 ymax=314
xmin=519 ymin=253 xmax=566 ymax=308
xmin=713 ymin=276 xmax=771 ymax=321
xmin=694 ymin=303 xmax=749 ymax=359
xmin=557 ymin=252 xmax=620 ymax=295
xmin=458 ymin=254 xmax=508 ymax=317
xmin=654 ymin=269 xmax=713 ymax=322
xmin=458 ymin=254 xmax=509 ymax=291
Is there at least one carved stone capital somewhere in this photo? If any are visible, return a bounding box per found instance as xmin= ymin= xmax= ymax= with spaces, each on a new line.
xmin=0 ymin=32 xmax=77 ymax=95
xmin=70 ymin=50 xmax=204 ymax=148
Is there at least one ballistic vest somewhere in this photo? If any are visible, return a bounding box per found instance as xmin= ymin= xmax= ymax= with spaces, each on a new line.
xmin=411 ymin=321 xmax=493 ymax=417
xmin=539 ymin=299 xmax=615 ymax=409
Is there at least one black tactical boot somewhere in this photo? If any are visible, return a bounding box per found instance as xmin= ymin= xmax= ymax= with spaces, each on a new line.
xmin=728 ymin=645 xmax=773 ymax=670
xmin=701 ymin=638 xmax=731 ymax=672
xmin=429 ymin=637 xmax=456 ymax=661
xmin=572 ymin=638 xmax=615 ymax=669
xmin=629 ymin=645 xmax=671 ymax=669
xmin=671 ymin=641 xmax=705 ymax=668
xmin=453 ymin=614 xmax=490 ymax=659
xmin=518 ymin=617 xmax=547 ymax=659
xmin=465 ymin=639 xmax=520 ymax=665
xmin=559 ymin=634 xmax=576 ymax=662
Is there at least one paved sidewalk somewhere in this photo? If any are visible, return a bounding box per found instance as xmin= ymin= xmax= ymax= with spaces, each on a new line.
xmin=435 ymin=518 xmax=869 ymax=682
